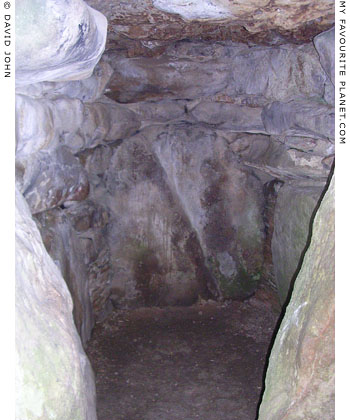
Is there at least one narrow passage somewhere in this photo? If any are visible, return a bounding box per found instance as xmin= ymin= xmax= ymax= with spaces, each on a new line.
xmin=86 ymin=286 xmax=280 ymax=420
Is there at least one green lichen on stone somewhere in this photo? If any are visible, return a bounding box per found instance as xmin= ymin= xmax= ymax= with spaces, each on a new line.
xmin=207 ymin=256 xmax=259 ymax=299
xmin=128 ymin=240 xmax=161 ymax=305
xmin=16 ymin=309 xmax=88 ymax=420
xmin=236 ymin=224 xmax=263 ymax=254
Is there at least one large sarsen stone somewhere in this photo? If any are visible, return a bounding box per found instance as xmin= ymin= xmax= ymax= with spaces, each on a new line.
xmin=258 ymin=176 xmax=334 ymax=420
xmin=15 ymin=186 xmax=97 ymax=420
xmin=16 ymin=0 xmax=107 ymax=86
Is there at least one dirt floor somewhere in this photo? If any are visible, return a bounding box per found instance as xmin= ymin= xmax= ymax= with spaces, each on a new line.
xmin=86 ymin=285 xmax=281 ymax=420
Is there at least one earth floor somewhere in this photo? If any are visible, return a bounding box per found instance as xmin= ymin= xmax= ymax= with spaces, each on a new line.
xmin=86 ymin=285 xmax=281 ymax=420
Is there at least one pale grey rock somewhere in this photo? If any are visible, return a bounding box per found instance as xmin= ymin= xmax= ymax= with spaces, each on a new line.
xmin=16 ymin=95 xmax=58 ymax=158
xmin=313 ymin=27 xmax=335 ymax=105
xmin=153 ymin=0 xmax=233 ymax=19
xmin=16 ymin=61 xmax=114 ymax=103
xmin=271 ymin=185 xmax=322 ymax=304
xmin=258 ymin=176 xmax=334 ymax=419
xmin=21 ymin=147 xmax=89 ymax=214
xmin=235 ymin=133 xmax=332 ymax=183
xmin=15 ymin=94 xmax=141 ymax=157
xmin=262 ymin=99 xmax=335 ymax=140
xmin=15 ymin=186 xmax=97 ymax=420
xmin=16 ymin=0 xmax=107 ymax=86
xmin=16 ymin=95 xmax=87 ymax=157
xmin=126 ymin=100 xmax=188 ymax=125
xmin=225 ymin=43 xmax=327 ymax=102
xmin=314 ymin=27 xmax=335 ymax=85
xmin=35 ymin=200 xmax=110 ymax=342
xmin=278 ymin=135 xmax=334 ymax=156
xmin=35 ymin=200 xmax=110 ymax=343
xmin=323 ymin=78 xmax=335 ymax=105
xmin=191 ymin=101 xmax=265 ymax=133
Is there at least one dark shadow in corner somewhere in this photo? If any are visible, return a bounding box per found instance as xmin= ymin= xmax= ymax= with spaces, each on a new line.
xmin=254 ymin=160 xmax=335 ymax=420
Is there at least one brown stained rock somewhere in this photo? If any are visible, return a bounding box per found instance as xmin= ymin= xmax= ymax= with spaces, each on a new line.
xmin=87 ymin=124 xmax=265 ymax=304
xmin=258 ymin=175 xmax=334 ymax=420
xmin=105 ymin=50 xmax=231 ymax=103
xmin=86 ymin=0 xmax=334 ymax=53
xmin=104 ymin=41 xmax=327 ymax=104
xmin=93 ymin=132 xmax=215 ymax=307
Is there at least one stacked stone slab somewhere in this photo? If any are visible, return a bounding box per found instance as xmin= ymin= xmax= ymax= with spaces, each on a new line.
xmin=16 ymin=19 xmax=335 ymax=322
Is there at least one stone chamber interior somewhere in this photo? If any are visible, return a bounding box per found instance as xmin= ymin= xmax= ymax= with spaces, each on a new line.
xmin=15 ymin=1 xmax=335 ymax=420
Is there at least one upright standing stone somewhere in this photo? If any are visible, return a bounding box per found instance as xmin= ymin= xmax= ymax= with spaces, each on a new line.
xmin=258 ymin=176 xmax=334 ymax=420
xmin=16 ymin=0 xmax=107 ymax=86
xmin=15 ymin=187 xmax=97 ymax=420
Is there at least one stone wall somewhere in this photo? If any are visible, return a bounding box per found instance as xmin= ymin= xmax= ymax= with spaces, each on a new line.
xmin=15 ymin=1 xmax=334 ymax=419
xmin=16 ymin=0 xmax=334 ymax=338
xmin=258 ymin=175 xmax=334 ymax=420
xmin=16 ymin=22 xmax=335 ymax=328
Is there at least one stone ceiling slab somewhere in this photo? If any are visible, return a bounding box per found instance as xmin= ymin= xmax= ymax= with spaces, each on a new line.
xmin=86 ymin=0 xmax=334 ymax=50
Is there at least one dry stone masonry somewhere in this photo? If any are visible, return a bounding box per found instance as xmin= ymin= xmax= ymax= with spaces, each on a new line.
xmin=18 ymin=28 xmax=334 ymax=320
xmin=15 ymin=1 xmax=335 ymax=419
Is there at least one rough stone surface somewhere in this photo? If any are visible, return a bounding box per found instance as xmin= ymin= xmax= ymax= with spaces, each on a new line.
xmin=15 ymin=94 xmax=140 ymax=158
xmin=16 ymin=0 xmax=107 ymax=86
xmin=314 ymin=26 xmax=335 ymax=85
xmin=258 ymin=175 xmax=334 ymax=419
xmin=16 ymin=0 xmax=334 ymax=352
xmin=86 ymin=0 xmax=334 ymax=50
xmin=34 ymin=206 xmax=95 ymax=346
xmin=262 ymin=99 xmax=334 ymax=141
xmin=82 ymin=124 xmax=265 ymax=310
xmin=34 ymin=198 xmax=110 ymax=342
xmin=151 ymin=124 xmax=265 ymax=299
xmin=313 ymin=26 xmax=335 ymax=104
xmin=16 ymin=60 xmax=114 ymax=102
xmin=15 ymin=186 xmax=97 ymax=420
xmin=82 ymin=138 xmax=214 ymax=309
xmin=20 ymin=146 xmax=90 ymax=215
xmin=15 ymin=0 xmax=335 ymax=417
xmin=271 ymin=185 xmax=322 ymax=304
xmin=105 ymin=41 xmax=327 ymax=104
